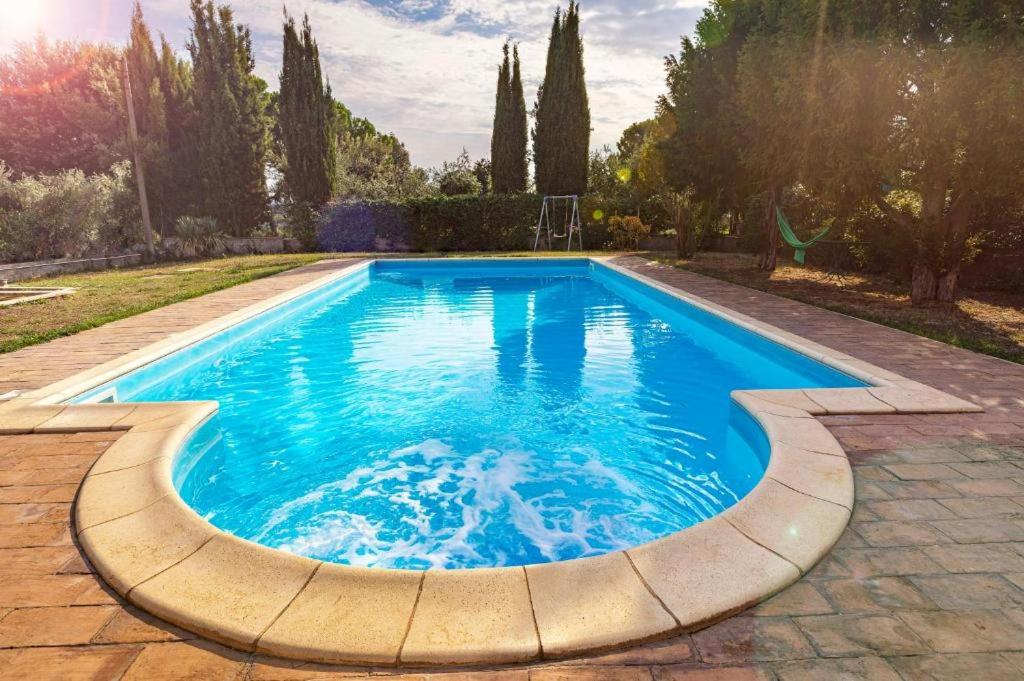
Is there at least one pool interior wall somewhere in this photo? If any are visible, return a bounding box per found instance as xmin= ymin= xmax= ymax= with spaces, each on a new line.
xmin=72 ymin=259 xmax=865 ymax=570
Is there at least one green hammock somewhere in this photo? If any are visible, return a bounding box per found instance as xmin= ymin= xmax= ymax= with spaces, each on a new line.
xmin=776 ymin=208 xmax=831 ymax=265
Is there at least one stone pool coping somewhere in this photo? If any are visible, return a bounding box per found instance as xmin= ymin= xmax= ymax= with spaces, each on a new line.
xmin=0 ymin=256 xmax=984 ymax=666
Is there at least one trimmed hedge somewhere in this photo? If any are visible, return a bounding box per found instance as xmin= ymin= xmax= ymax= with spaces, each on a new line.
xmin=318 ymin=193 xmax=616 ymax=252
xmin=319 ymin=194 xmax=536 ymax=252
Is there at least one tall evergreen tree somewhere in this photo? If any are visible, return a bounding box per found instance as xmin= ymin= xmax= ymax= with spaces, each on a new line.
xmin=533 ymin=9 xmax=562 ymax=195
xmin=279 ymin=11 xmax=337 ymax=214
xmin=533 ymin=2 xmax=590 ymax=196
xmin=125 ymin=3 xmax=167 ymax=232
xmin=188 ymin=0 xmax=270 ymax=236
xmin=157 ymin=35 xmax=202 ymax=230
xmin=508 ymin=45 xmax=529 ymax=192
xmin=126 ymin=3 xmax=165 ymax=145
xmin=490 ymin=42 xmax=512 ymax=192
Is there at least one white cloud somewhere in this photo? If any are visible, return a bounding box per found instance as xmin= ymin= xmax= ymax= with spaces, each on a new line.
xmin=162 ymin=0 xmax=705 ymax=167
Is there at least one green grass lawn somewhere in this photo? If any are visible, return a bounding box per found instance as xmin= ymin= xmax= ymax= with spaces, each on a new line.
xmin=0 ymin=254 xmax=328 ymax=354
xmin=0 ymin=251 xmax=610 ymax=355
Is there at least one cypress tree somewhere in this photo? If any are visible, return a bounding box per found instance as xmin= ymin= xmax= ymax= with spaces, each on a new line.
xmin=188 ymin=0 xmax=270 ymax=236
xmin=126 ymin=4 xmax=165 ymax=143
xmin=509 ymin=45 xmax=528 ymax=192
xmin=126 ymin=3 xmax=170 ymax=232
xmin=533 ymin=2 xmax=590 ymax=196
xmin=490 ymin=42 xmax=512 ymax=192
xmin=560 ymin=2 xmax=590 ymax=195
xmin=157 ymin=36 xmax=202 ymax=228
xmin=533 ymin=9 xmax=562 ymax=195
xmin=279 ymin=11 xmax=337 ymax=213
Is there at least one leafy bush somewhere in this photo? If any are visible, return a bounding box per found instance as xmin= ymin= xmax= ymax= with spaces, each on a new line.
xmin=283 ymin=201 xmax=318 ymax=250
xmin=606 ymin=215 xmax=650 ymax=250
xmin=436 ymin=169 xmax=481 ymax=197
xmin=0 ymin=161 xmax=140 ymax=263
xmin=432 ymin=149 xmax=483 ymax=197
xmin=174 ymin=216 xmax=224 ymax=257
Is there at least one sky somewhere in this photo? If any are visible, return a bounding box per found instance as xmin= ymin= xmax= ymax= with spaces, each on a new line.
xmin=0 ymin=0 xmax=709 ymax=168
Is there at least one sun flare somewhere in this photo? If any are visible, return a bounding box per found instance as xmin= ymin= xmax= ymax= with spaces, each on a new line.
xmin=0 ymin=0 xmax=45 ymax=32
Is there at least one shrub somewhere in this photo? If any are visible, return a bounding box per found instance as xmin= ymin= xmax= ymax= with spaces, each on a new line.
xmin=0 ymin=161 xmax=140 ymax=263
xmin=174 ymin=216 xmax=224 ymax=257
xmin=283 ymin=201 xmax=318 ymax=250
xmin=436 ymin=169 xmax=482 ymax=197
xmin=606 ymin=215 xmax=650 ymax=250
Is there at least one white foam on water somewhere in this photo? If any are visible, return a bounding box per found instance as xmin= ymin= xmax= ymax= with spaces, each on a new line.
xmin=257 ymin=437 xmax=680 ymax=568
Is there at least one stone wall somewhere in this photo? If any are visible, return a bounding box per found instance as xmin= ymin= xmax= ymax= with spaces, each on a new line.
xmin=0 ymin=254 xmax=144 ymax=284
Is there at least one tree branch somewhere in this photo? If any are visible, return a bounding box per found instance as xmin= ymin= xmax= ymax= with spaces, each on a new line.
xmin=872 ymin=192 xmax=915 ymax=229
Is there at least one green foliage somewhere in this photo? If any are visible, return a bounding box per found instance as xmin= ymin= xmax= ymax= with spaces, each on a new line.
xmin=433 ymin=150 xmax=482 ymax=197
xmin=283 ymin=200 xmax=319 ymax=251
xmin=0 ymin=162 xmax=140 ymax=262
xmin=279 ymin=12 xmax=337 ymax=210
xmin=606 ymin=215 xmax=650 ymax=250
xmin=187 ymin=0 xmax=271 ymax=237
xmin=156 ymin=36 xmax=203 ymax=232
xmin=491 ymin=43 xmax=528 ymax=193
xmin=473 ymin=158 xmax=492 ymax=194
xmin=335 ymin=126 xmax=429 ymax=201
xmin=507 ymin=46 xmax=529 ymax=193
xmin=533 ymin=2 xmax=590 ymax=196
xmin=0 ymin=37 xmax=124 ymax=176
xmin=127 ymin=3 xmax=193 ymax=236
xmin=319 ymin=194 xmax=546 ymax=252
xmin=173 ymin=215 xmax=225 ymax=257
xmin=655 ymin=0 xmax=1024 ymax=300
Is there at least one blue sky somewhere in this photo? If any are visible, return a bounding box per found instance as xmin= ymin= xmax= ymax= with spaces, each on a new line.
xmin=0 ymin=1 xmax=708 ymax=167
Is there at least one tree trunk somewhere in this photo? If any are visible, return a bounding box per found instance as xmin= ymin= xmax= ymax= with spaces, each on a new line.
xmin=675 ymin=202 xmax=690 ymax=259
xmin=911 ymin=264 xmax=960 ymax=305
xmin=910 ymin=264 xmax=937 ymax=304
xmin=758 ymin=188 xmax=779 ymax=271
xmin=936 ymin=267 xmax=959 ymax=304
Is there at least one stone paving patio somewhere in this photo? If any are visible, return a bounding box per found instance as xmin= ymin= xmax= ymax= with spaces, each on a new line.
xmin=0 ymin=256 xmax=1023 ymax=680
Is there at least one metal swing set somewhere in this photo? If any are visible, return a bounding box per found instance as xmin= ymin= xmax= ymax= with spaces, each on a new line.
xmin=533 ymin=195 xmax=583 ymax=251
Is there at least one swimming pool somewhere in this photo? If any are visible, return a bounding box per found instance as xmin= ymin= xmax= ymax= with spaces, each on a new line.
xmin=74 ymin=259 xmax=864 ymax=570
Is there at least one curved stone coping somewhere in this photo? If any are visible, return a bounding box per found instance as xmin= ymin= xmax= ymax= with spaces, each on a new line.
xmin=26 ymin=394 xmax=855 ymax=666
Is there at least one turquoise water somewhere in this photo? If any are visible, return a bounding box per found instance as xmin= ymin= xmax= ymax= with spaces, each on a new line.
xmin=76 ymin=260 xmax=863 ymax=569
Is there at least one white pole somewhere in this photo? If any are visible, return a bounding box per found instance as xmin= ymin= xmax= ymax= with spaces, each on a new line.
xmin=533 ymin=198 xmax=548 ymax=251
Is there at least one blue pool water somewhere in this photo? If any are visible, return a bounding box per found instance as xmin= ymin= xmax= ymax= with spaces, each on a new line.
xmin=75 ymin=260 xmax=863 ymax=569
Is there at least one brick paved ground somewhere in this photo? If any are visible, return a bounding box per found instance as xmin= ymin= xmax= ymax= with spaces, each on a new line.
xmin=1 ymin=256 xmax=1023 ymax=680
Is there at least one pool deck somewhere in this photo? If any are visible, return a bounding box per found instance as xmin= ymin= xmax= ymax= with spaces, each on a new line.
xmin=0 ymin=256 xmax=1023 ymax=679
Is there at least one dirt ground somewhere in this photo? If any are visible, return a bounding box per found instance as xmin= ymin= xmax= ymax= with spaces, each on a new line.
xmin=654 ymin=252 xmax=1024 ymax=365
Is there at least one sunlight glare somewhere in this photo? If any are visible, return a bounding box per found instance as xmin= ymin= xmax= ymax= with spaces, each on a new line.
xmin=0 ymin=0 xmax=45 ymax=32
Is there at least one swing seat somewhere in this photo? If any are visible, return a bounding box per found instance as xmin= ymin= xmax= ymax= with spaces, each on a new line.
xmin=534 ymin=195 xmax=583 ymax=251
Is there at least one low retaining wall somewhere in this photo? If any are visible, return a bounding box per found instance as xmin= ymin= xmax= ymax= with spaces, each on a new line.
xmin=0 ymin=254 xmax=144 ymax=284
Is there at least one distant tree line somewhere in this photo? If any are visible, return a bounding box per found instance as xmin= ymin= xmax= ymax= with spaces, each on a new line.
xmin=0 ymin=0 xmax=602 ymax=260
xmin=0 ymin=0 xmax=428 ymax=252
